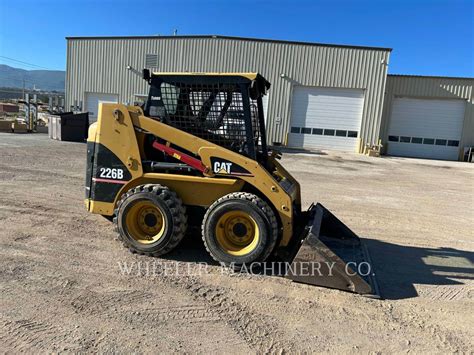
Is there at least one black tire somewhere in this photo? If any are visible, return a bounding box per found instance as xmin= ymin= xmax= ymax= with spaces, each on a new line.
xmin=202 ymin=192 xmax=278 ymax=267
xmin=114 ymin=184 xmax=187 ymax=256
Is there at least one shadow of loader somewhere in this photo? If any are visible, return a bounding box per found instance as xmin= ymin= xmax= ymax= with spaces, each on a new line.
xmin=165 ymin=231 xmax=474 ymax=300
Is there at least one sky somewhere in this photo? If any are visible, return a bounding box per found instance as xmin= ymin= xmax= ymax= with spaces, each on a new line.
xmin=0 ymin=0 xmax=472 ymax=77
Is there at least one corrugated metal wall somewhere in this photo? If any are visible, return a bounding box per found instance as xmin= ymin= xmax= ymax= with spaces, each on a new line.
xmin=381 ymin=75 xmax=474 ymax=153
xmin=66 ymin=36 xmax=390 ymax=148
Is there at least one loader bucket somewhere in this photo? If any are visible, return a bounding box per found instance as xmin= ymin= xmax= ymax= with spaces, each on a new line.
xmin=286 ymin=203 xmax=379 ymax=296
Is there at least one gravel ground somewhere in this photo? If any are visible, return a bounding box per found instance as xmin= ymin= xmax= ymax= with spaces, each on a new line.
xmin=1 ymin=132 xmax=473 ymax=353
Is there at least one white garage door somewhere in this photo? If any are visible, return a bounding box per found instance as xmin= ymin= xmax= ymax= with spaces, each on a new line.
xmin=288 ymin=87 xmax=364 ymax=151
xmin=387 ymin=98 xmax=465 ymax=161
xmin=85 ymin=92 xmax=119 ymax=123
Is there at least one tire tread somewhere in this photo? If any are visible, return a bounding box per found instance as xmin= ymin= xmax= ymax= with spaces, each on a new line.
xmin=201 ymin=192 xmax=278 ymax=265
xmin=113 ymin=184 xmax=187 ymax=257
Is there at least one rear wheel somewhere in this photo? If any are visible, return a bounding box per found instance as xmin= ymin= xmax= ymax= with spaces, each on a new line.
xmin=114 ymin=184 xmax=187 ymax=256
xmin=202 ymin=192 xmax=278 ymax=267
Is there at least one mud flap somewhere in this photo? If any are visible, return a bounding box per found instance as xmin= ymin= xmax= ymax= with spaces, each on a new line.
xmin=286 ymin=203 xmax=379 ymax=297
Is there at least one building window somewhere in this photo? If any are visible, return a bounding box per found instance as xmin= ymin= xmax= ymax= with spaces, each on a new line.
xmin=400 ymin=136 xmax=411 ymax=143
xmin=435 ymin=139 xmax=447 ymax=146
xmin=447 ymin=140 xmax=459 ymax=147
xmin=411 ymin=137 xmax=423 ymax=144
xmin=388 ymin=135 xmax=399 ymax=142
xmin=289 ymin=127 xmax=360 ymax=138
xmin=423 ymin=138 xmax=435 ymax=145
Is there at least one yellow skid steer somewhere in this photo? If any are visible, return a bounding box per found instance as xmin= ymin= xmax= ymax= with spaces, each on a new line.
xmin=85 ymin=71 xmax=378 ymax=295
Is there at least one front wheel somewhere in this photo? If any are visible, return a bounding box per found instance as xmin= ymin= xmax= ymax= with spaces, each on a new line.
xmin=201 ymin=192 xmax=278 ymax=267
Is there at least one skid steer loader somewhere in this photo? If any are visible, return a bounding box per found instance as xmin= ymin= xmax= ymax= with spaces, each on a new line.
xmin=85 ymin=71 xmax=378 ymax=295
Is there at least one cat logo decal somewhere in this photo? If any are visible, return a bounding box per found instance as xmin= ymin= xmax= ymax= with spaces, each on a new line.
xmin=210 ymin=157 xmax=253 ymax=177
xmin=213 ymin=161 xmax=233 ymax=174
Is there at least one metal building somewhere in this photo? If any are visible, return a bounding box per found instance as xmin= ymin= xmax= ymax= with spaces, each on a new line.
xmin=66 ymin=35 xmax=391 ymax=152
xmin=381 ymin=75 xmax=474 ymax=161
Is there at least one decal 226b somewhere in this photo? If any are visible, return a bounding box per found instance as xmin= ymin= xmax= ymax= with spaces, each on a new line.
xmin=99 ymin=167 xmax=124 ymax=180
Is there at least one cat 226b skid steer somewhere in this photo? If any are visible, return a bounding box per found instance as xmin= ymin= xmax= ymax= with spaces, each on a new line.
xmin=85 ymin=70 xmax=378 ymax=295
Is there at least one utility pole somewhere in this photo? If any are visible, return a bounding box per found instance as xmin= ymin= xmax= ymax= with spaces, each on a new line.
xmin=22 ymin=78 xmax=25 ymax=100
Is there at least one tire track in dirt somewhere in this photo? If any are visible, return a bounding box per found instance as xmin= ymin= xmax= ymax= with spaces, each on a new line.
xmin=3 ymin=274 xmax=237 ymax=351
xmin=0 ymin=316 xmax=81 ymax=353
xmin=422 ymin=317 xmax=470 ymax=352
xmin=0 ymin=164 xmax=82 ymax=181
xmin=69 ymin=287 xmax=228 ymax=327
xmin=381 ymin=301 xmax=471 ymax=352
xmin=188 ymin=283 xmax=289 ymax=352
xmin=0 ymin=199 xmax=83 ymax=219
xmin=70 ymin=289 xmax=153 ymax=316
xmin=122 ymin=305 xmax=220 ymax=324
xmin=125 ymin=262 xmax=306 ymax=353
xmin=421 ymin=285 xmax=474 ymax=301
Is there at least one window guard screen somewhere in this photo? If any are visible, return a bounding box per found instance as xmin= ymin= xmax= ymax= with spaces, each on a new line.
xmin=147 ymin=80 xmax=260 ymax=158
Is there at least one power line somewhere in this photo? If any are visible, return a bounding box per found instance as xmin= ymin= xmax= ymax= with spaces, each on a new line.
xmin=0 ymin=55 xmax=51 ymax=70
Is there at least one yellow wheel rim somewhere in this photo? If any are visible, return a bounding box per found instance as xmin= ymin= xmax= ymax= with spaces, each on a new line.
xmin=125 ymin=200 xmax=166 ymax=244
xmin=215 ymin=211 xmax=260 ymax=256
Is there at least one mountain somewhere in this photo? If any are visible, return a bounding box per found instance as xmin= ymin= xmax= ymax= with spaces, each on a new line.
xmin=0 ymin=64 xmax=65 ymax=92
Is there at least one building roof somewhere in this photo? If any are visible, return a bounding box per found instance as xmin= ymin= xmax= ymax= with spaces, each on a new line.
xmin=65 ymin=34 xmax=392 ymax=52
xmin=389 ymin=74 xmax=474 ymax=80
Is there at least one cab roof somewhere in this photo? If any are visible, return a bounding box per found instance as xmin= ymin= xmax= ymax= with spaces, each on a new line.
xmin=150 ymin=72 xmax=271 ymax=94
xmin=151 ymin=72 xmax=260 ymax=81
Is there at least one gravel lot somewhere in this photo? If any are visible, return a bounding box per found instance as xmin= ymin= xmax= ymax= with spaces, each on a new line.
xmin=1 ymin=132 xmax=473 ymax=353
